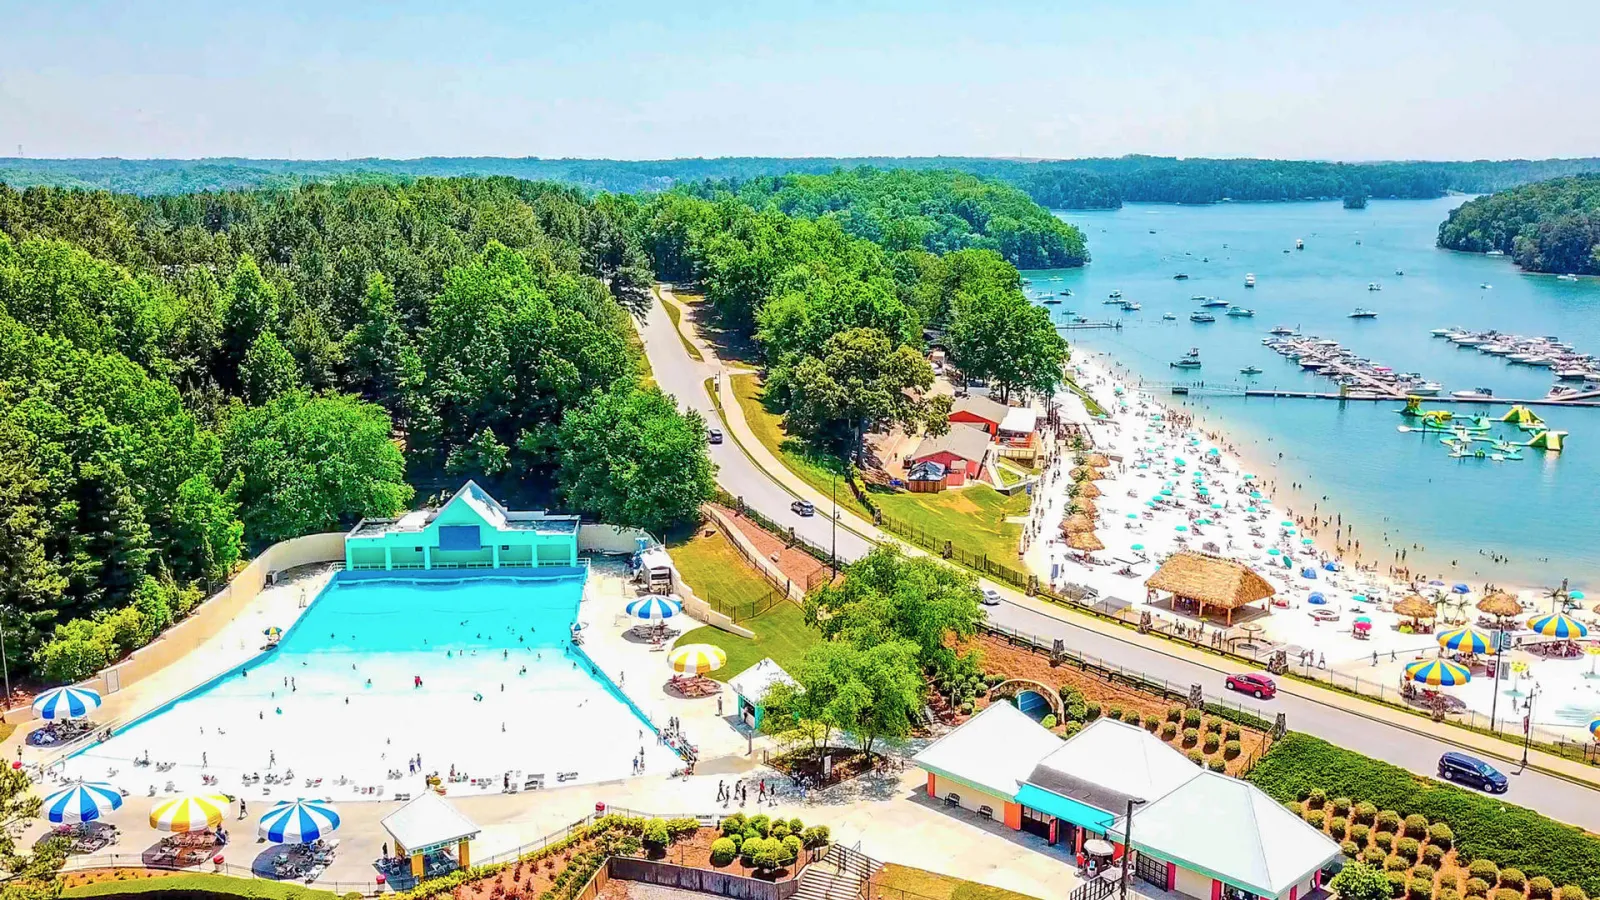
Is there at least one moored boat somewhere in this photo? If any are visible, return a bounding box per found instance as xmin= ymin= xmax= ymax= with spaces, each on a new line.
xmin=1189 ymin=311 xmax=1216 ymax=323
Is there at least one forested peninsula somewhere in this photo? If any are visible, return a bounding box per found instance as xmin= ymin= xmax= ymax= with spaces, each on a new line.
xmin=1437 ymin=175 xmax=1600 ymax=275
xmin=0 ymin=170 xmax=1066 ymax=683
xmin=7 ymin=155 xmax=1600 ymax=209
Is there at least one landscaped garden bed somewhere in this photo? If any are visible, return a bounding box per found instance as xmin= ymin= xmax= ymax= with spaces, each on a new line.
xmin=63 ymin=873 xmax=335 ymax=900
xmin=1248 ymin=733 xmax=1600 ymax=898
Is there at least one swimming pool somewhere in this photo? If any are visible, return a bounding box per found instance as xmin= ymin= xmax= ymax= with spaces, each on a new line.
xmin=61 ymin=570 xmax=682 ymax=800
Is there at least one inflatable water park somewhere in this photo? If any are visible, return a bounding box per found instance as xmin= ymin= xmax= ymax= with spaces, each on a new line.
xmin=1395 ymin=398 xmax=1567 ymax=459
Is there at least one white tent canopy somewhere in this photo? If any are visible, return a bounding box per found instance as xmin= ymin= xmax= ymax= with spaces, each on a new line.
xmin=728 ymin=658 xmax=797 ymax=703
xmin=1114 ymin=771 xmax=1340 ymax=898
xmin=912 ymin=702 xmax=1061 ymax=799
xmin=380 ymin=792 xmax=480 ymax=855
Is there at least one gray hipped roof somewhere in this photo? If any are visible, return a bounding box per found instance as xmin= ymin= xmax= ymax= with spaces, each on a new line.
xmin=910 ymin=424 xmax=992 ymax=464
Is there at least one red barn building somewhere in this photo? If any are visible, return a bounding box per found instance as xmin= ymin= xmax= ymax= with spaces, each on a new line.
xmin=907 ymin=424 xmax=992 ymax=487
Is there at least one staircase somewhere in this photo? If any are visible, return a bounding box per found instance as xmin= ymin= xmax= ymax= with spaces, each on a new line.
xmin=796 ymin=844 xmax=882 ymax=900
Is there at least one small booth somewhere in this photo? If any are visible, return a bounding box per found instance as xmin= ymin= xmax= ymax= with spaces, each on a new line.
xmin=380 ymin=792 xmax=480 ymax=880
xmin=728 ymin=658 xmax=797 ymax=730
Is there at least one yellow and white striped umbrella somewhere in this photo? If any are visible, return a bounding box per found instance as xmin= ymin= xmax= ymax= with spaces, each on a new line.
xmin=667 ymin=643 xmax=727 ymax=675
xmin=150 ymin=794 xmax=232 ymax=832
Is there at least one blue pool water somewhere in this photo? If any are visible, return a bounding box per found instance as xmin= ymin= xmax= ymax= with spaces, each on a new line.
xmin=1031 ymin=198 xmax=1600 ymax=591
xmin=63 ymin=571 xmax=681 ymax=799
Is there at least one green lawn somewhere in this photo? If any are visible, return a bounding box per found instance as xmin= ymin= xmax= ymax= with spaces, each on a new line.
xmin=1063 ymin=372 xmax=1107 ymax=417
xmin=871 ymin=864 xmax=1040 ymax=900
xmin=668 ymin=525 xmax=775 ymax=614
xmin=678 ymin=599 xmax=819 ymax=683
xmin=626 ymin=318 xmax=655 ymax=390
xmin=659 ymin=292 xmax=704 ymax=362
xmin=730 ymin=374 xmax=872 ymax=518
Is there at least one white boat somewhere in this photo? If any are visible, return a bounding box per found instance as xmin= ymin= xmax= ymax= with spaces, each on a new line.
xmin=1451 ymin=388 xmax=1495 ymax=399
xmin=1409 ymin=382 xmax=1443 ymax=396
xmin=1349 ymin=308 xmax=1378 ymax=319
xmin=1269 ymin=325 xmax=1295 ymax=336
xmin=1201 ymin=297 xmax=1231 ymax=308
xmin=1451 ymin=336 xmax=1489 ymax=347
xmin=1226 ymin=307 xmax=1255 ymax=317
xmin=1109 ymin=290 xmax=1123 ymax=300
xmin=1557 ymin=274 xmax=1579 ymax=282
xmin=1367 ymin=282 xmax=1382 ymax=291
xmin=1296 ymin=239 xmax=1304 ymax=250
xmin=1300 ymin=360 xmax=1329 ymax=370
xmin=1244 ymin=273 xmax=1256 ymax=288
xmin=1190 ymin=311 xmax=1216 ymax=323
xmin=1430 ymin=328 xmax=1454 ymax=337
xmin=1121 ymin=302 xmax=1142 ymax=311
xmin=1486 ymin=250 xmax=1505 ymax=257
xmin=1480 ymin=283 xmax=1493 ymax=289
xmin=1524 ymin=357 xmax=1554 ymax=368
xmin=1162 ymin=313 xmax=1177 ymax=321
xmin=1555 ymin=368 xmax=1591 ymax=380
xmin=1479 ymin=344 xmax=1514 ymax=355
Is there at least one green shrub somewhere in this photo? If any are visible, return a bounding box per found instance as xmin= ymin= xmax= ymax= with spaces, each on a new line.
xmin=1469 ymin=862 xmax=1499 ymax=883
xmin=1495 ymin=891 xmax=1524 ymax=900
xmin=1389 ymin=871 xmax=1411 ymax=898
xmin=1204 ymin=733 xmax=1221 ymax=753
xmin=1354 ymin=801 xmax=1379 ymax=825
xmin=1040 ymin=714 xmax=1058 ymax=730
xmin=1428 ymin=823 xmax=1454 ymax=851
xmin=1246 ymin=734 xmax=1600 ymax=896
xmin=642 ymin=818 xmax=669 ymax=851
xmin=1410 ymin=877 xmax=1435 ymax=899
xmin=1376 ymin=810 xmax=1402 ymax=833
xmin=1145 ymin=718 xmax=1161 ymax=733
xmin=788 ymin=818 xmax=803 ymax=834
xmin=1187 ymin=749 xmax=1204 ymax=765
xmin=749 ymin=814 xmax=772 ymax=837
xmin=728 ymin=832 xmax=745 ymax=850
xmin=1162 ymin=722 xmax=1178 ymax=740
xmin=782 ymin=835 xmax=802 ymax=864
xmin=1308 ymin=788 xmax=1328 ymax=808
xmin=1224 ymin=739 xmax=1242 ymax=759
xmin=666 ymin=817 xmax=698 ymax=839
xmin=1466 ymin=880 xmax=1491 ymax=897
xmin=801 ymin=826 xmax=830 ymax=848
xmin=710 ymin=838 xmax=737 ymax=865
xmin=1351 ymin=824 xmax=1371 ymax=844
xmin=1441 ymin=875 xmax=1461 ymax=893
xmin=1422 ymin=843 xmax=1445 ymax=867
xmin=1228 ymin=725 xmax=1244 ymax=742
xmin=1530 ymin=878 xmax=1555 ymax=899
xmin=1396 ymin=837 xmax=1420 ymax=861
xmin=1167 ymin=707 xmax=1182 ymax=722
xmin=1558 ymin=887 xmax=1589 ymax=900
xmin=721 ymin=813 xmax=747 ymax=837
xmin=1404 ymin=814 xmax=1430 ymax=838
xmin=1183 ymin=728 xmax=1199 ymax=746
xmin=1332 ymin=861 xmax=1396 ymax=900
xmin=1375 ymin=832 xmax=1395 ymax=852
xmin=1206 ymin=719 xmax=1225 ymax=734
xmin=1332 ymin=796 xmax=1352 ymax=815
xmin=1125 ymin=712 xmax=1142 ymax=727
xmin=1288 ymin=801 xmax=1304 ymax=817
xmin=1108 ymin=705 xmax=1124 ymax=720
xmin=1413 ymin=865 xmax=1436 ymax=883
xmin=772 ymin=823 xmax=791 ymax=840
xmin=1342 ymin=840 xmax=1361 ymax=859
xmin=1306 ymin=808 xmax=1327 ymax=828
xmin=1208 ymin=758 xmax=1226 ymax=772
xmin=1500 ymin=871 xmax=1526 ymax=891
xmin=1330 ymin=817 xmax=1348 ymax=840
xmin=1086 ymin=704 xmax=1103 ymax=720
xmin=1386 ymin=856 xmax=1412 ymax=873
xmin=64 ymin=875 xmax=340 ymax=900
xmin=1441 ymin=890 xmax=1461 ymax=900
xmin=1064 ymin=721 xmax=1084 ymax=737
xmin=1183 ymin=708 xmax=1202 ymax=727
xmin=1365 ymin=847 xmax=1390 ymax=866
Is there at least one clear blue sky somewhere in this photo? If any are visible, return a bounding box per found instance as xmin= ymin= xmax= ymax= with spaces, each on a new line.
xmin=2 ymin=0 xmax=1596 ymax=160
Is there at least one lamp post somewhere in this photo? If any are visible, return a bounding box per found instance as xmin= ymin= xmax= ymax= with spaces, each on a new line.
xmin=1119 ymin=797 xmax=1145 ymax=900
xmin=830 ymin=472 xmax=838 ymax=578
xmin=1518 ymin=682 xmax=1541 ymax=773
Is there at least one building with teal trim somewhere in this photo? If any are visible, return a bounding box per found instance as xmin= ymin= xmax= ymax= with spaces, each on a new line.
xmin=345 ymin=481 xmax=579 ymax=571
xmin=915 ymin=709 xmax=1340 ymax=900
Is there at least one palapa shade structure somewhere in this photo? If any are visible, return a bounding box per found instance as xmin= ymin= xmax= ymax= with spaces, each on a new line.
xmin=1145 ymin=552 xmax=1276 ymax=625
xmin=1394 ymin=595 xmax=1438 ymax=621
xmin=1071 ymin=498 xmax=1098 ymax=517
xmin=1085 ymin=453 xmax=1111 ymax=468
xmin=1073 ymin=481 xmax=1102 ymax=499
xmin=1477 ymin=592 xmax=1522 ymax=619
xmin=1061 ymin=514 xmax=1095 ymax=535
xmin=1066 ymin=531 xmax=1105 ymax=552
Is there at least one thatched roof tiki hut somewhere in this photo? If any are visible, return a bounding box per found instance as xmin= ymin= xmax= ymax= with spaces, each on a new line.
xmin=1060 ymin=514 xmax=1095 ymax=535
xmin=1394 ymin=594 xmax=1438 ymax=623
xmin=1145 ymin=552 xmax=1277 ymax=625
xmin=1477 ymin=592 xmax=1522 ymax=621
xmin=1067 ymin=532 xmax=1105 ymax=553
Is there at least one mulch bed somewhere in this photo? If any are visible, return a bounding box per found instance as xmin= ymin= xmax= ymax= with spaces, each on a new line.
xmin=767 ymin=746 xmax=877 ymax=787
xmin=63 ymin=870 xmax=181 ymax=888
xmin=713 ymin=505 xmax=834 ymax=592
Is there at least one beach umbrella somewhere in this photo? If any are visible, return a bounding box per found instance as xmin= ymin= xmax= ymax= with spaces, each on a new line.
xmin=1527 ymin=613 xmax=1588 ymax=639
xmin=626 ymin=596 xmax=682 ymax=621
xmin=150 ymin=794 xmax=232 ymax=833
xmin=1452 ymin=584 xmax=1471 ymax=594
xmin=1569 ymin=590 xmax=1586 ymax=601
xmin=1354 ymin=615 xmax=1372 ymax=625
xmin=1406 ymin=659 xmax=1471 ymax=687
xmin=1353 ymin=620 xmax=1372 ymax=632
xmin=1285 ymin=528 xmax=1296 ymax=535
xmin=1211 ymin=503 xmax=1223 ymax=509
xmin=42 ymin=781 xmax=124 ymax=824
xmin=1591 ymin=717 xmax=1600 ymax=740
xmin=1246 ymin=506 xmax=1258 ymax=513
xmin=259 ymin=799 xmax=342 ymax=844
xmin=667 ymin=643 xmax=727 ymax=675
xmin=1307 ymin=592 xmax=1325 ymax=604
xmin=262 ymin=626 xmax=282 ymax=641
xmin=1438 ymin=627 xmax=1492 ymax=655
xmin=1301 ymin=538 xmax=1314 ymax=546
xmin=32 ymin=686 xmax=102 ymax=721
xmin=1428 ymin=580 xmax=1445 ymax=587
xmin=1352 ymin=594 xmax=1369 ymax=603
xmin=1067 ymin=532 xmax=1105 ymax=552
xmin=1268 ymin=548 xmax=1281 ymax=556
xmin=1206 ymin=448 xmax=1220 ymax=457
xmin=1249 ymin=491 xmax=1262 ymax=499
xmin=1173 ymin=457 xmax=1187 ymax=467
xmin=1174 ymin=524 xmax=1188 ymax=532
xmin=1197 ymin=488 xmax=1209 ymax=496
xmin=1281 ymin=520 xmax=1294 ymax=528
xmin=1160 ymin=489 xmax=1173 ymax=496
xmin=1394 ymin=595 xmax=1437 ymax=620
xmin=1131 ymin=544 xmax=1145 ymax=552
xmin=1196 ymin=518 xmax=1213 ymax=525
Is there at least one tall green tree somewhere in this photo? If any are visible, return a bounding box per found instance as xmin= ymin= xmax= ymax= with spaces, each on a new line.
xmin=240 ymin=330 xmax=301 ymax=404
xmin=805 ymin=546 xmax=982 ymax=674
xmin=220 ymin=255 xmax=280 ymax=380
xmin=0 ymin=763 xmax=65 ymax=900
xmin=166 ymin=475 xmax=244 ymax=587
xmin=946 ymin=286 xmax=1068 ymax=402
xmin=768 ymin=328 xmax=935 ymax=462
xmin=219 ymin=392 xmax=412 ymax=545
xmin=555 ymin=382 xmax=715 ymax=536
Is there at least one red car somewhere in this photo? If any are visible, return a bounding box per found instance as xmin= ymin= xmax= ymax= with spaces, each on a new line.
xmin=1225 ymin=673 xmax=1277 ymax=699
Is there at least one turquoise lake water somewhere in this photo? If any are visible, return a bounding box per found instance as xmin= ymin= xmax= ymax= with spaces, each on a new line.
xmin=1032 ymin=198 xmax=1600 ymax=591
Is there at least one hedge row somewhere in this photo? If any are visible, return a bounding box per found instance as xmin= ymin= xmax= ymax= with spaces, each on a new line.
xmin=1202 ymin=702 xmax=1274 ymax=735
xmin=1247 ymin=733 xmax=1600 ymax=896
xmin=64 ymin=875 xmax=338 ymax=900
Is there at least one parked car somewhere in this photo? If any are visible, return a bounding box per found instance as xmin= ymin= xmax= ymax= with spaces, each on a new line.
xmin=981 ymin=588 xmax=1003 ymax=607
xmin=1225 ymin=672 xmax=1277 ymax=699
xmin=1437 ymin=751 xmax=1508 ymax=793
xmin=791 ymin=500 xmax=816 ymax=517
xmin=707 ymin=427 xmax=723 ymax=444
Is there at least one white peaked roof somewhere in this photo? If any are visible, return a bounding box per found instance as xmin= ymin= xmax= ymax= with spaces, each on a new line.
xmin=381 ymin=791 xmax=481 ymax=853
xmin=999 ymin=407 xmax=1040 ymax=434
xmin=1030 ymin=718 xmax=1199 ymax=807
xmin=447 ymin=480 xmax=511 ymax=529
xmin=1115 ymin=771 xmax=1340 ymax=898
xmin=729 ymin=658 xmax=797 ymax=703
xmin=912 ymin=702 xmax=1061 ymax=800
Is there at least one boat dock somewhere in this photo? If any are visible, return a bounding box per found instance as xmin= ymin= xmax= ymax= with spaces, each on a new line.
xmin=1057 ymin=321 xmax=1123 ymax=330
xmin=1433 ymin=327 xmax=1600 ymax=393
xmin=1262 ymin=333 xmax=1434 ymax=400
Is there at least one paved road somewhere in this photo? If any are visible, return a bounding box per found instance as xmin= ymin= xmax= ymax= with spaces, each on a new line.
xmin=638 ymin=292 xmax=1600 ymax=831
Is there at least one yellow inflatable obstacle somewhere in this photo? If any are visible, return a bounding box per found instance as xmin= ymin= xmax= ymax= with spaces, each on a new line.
xmin=1501 ymin=405 xmax=1546 ymax=432
xmin=1526 ymin=429 xmax=1567 ymax=452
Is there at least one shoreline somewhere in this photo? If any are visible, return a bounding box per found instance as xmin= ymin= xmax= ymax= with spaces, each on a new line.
xmin=1074 ymin=349 xmax=1547 ymax=601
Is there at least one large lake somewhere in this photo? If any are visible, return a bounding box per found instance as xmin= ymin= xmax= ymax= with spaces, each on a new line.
xmin=1032 ymin=198 xmax=1600 ymax=592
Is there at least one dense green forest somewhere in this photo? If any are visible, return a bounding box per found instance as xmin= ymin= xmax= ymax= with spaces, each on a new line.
xmin=0 ymin=177 xmax=710 ymax=684
xmin=708 ymin=168 xmax=1088 ymax=268
xmin=6 ymin=155 xmax=1598 ymax=209
xmin=1436 ymin=175 xmax=1600 ymax=275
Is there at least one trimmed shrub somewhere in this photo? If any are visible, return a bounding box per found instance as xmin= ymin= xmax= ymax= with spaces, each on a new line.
xmin=1145 ymin=718 xmax=1161 ymax=733
xmin=1469 ymin=862 xmax=1499 ymax=883
xmin=1207 ymin=719 xmax=1225 ymax=734
xmin=1413 ymin=865 xmax=1436 ymax=883
xmin=801 ymin=826 xmax=830 ymax=848
xmin=1530 ymin=878 xmax=1555 ymax=900
xmin=1495 ymin=892 xmax=1525 ymax=900
xmin=782 ymin=835 xmax=802 ymax=864
xmin=771 ymin=823 xmax=791 ymax=840
xmin=1558 ymin=887 xmax=1589 ymax=900
xmin=1404 ymin=814 xmax=1430 ymax=838
xmin=721 ymin=813 xmax=747 ymax=837
xmin=1428 ymin=823 xmax=1454 ymax=851
xmin=1422 ymin=843 xmax=1445 ymax=867
xmin=1125 ymin=712 xmax=1142 ymax=727
xmin=1308 ymin=788 xmax=1328 ymax=808
xmin=1376 ymin=810 xmax=1402 ymax=833
xmin=1183 ymin=708 xmax=1203 ymax=727
xmin=1354 ymin=801 xmax=1379 ymax=825
xmin=1227 ymin=725 xmax=1244 ymax=742
xmin=1224 ymin=739 xmax=1242 ymax=759
xmin=1441 ymin=876 xmax=1461 ymax=893
xmin=1329 ymin=817 xmax=1348 ymax=840
xmin=1388 ymin=871 xmax=1410 ymax=898
xmin=1306 ymin=809 xmax=1327 ymax=829
xmin=1086 ymin=704 xmax=1103 ymax=721
xmin=1351 ymin=824 xmax=1371 ymax=844
xmin=1441 ymin=891 xmax=1461 ymax=900
xmin=1064 ymin=721 xmax=1085 ymax=737
xmin=1287 ymin=801 xmax=1304 ymax=817
xmin=642 ymin=819 xmax=670 ymax=851
xmin=1183 ymin=728 xmax=1200 ymax=746
xmin=1208 ymin=758 xmax=1226 ymax=772
xmin=1187 ymin=749 xmax=1204 ymax=765
xmin=1466 ymin=880 xmax=1492 ymax=897
xmin=1167 ymin=707 xmax=1183 ymax=722
xmin=1365 ymin=847 xmax=1390 ymax=866
xmin=1060 ymin=687 xmax=1090 ymax=722
xmin=1500 ymin=871 xmax=1526 ymax=891
xmin=1342 ymin=840 xmax=1361 ymax=859
xmin=1331 ymin=796 xmax=1352 ymax=815
xmin=1204 ymin=733 xmax=1221 ymax=753
xmin=1040 ymin=714 xmax=1058 ymax=730
xmin=1395 ymin=837 xmax=1420 ymax=862
xmin=1161 ymin=722 xmax=1178 ymax=740
xmin=1409 ymin=877 xmax=1434 ymax=899
xmin=710 ymin=838 xmax=737 ymax=866
xmin=1375 ymin=832 xmax=1395 ymax=852
xmin=749 ymin=815 xmax=772 ymax=838
xmin=1386 ymin=856 xmax=1412 ymax=873
xmin=1108 ymin=705 xmax=1124 ymax=721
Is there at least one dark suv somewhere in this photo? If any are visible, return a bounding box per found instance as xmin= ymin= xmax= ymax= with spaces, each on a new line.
xmin=1437 ymin=751 xmax=1508 ymax=793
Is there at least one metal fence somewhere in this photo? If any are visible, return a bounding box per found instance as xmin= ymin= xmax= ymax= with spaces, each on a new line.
xmin=713 ymin=489 xmax=839 ymax=573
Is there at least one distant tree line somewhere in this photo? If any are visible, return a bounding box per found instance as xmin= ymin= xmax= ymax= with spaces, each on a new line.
xmin=0 ymin=177 xmax=712 ymax=683
xmin=1437 ymin=175 xmax=1600 ymax=275
xmin=6 ymin=154 xmax=1600 ymax=208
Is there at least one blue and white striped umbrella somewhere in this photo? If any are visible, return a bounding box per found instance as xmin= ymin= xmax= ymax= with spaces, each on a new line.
xmin=626 ymin=596 xmax=682 ymax=621
xmin=42 ymin=781 xmax=123 ymax=824
xmin=32 ymin=686 xmax=102 ymax=721
xmin=259 ymin=799 xmax=342 ymax=844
